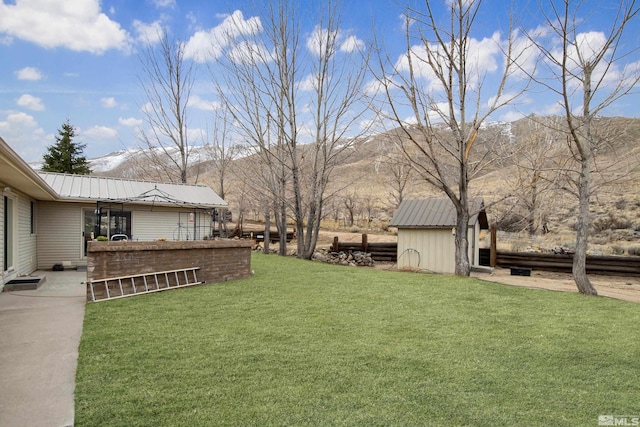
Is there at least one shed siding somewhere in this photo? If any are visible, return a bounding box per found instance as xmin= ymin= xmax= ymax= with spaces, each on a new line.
xmin=17 ymin=194 xmax=37 ymax=275
xmin=37 ymin=201 xmax=87 ymax=269
xmin=397 ymin=228 xmax=456 ymax=274
xmin=397 ymin=225 xmax=481 ymax=274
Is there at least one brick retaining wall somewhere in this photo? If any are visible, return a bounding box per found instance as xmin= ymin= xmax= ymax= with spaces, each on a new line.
xmin=87 ymin=239 xmax=253 ymax=288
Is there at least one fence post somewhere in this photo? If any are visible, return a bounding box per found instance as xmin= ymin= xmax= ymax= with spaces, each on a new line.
xmin=362 ymin=233 xmax=368 ymax=252
xmin=490 ymin=224 xmax=497 ymax=267
xmin=332 ymin=236 xmax=339 ymax=252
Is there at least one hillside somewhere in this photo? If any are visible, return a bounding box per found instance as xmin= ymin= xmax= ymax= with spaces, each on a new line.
xmin=84 ymin=115 xmax=640 ymax=254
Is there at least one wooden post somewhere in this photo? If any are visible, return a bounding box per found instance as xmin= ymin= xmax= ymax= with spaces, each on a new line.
xmin=490 ymin=224 xmax=497 ymax=267
xmin=362 ymin=233 xmax=368 ymax=253
xmin=332 ymin=236 xmax=339 ymax=252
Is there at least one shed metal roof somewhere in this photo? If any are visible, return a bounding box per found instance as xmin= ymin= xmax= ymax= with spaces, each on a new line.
xmin=39 ymin=172 xmax=227 ymax=209
xmin=389 ymin=198 xmax=488 ymax=229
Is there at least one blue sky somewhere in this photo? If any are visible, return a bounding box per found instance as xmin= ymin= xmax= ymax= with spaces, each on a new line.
xmin=1 ymin=0 xmax=638 ymax=163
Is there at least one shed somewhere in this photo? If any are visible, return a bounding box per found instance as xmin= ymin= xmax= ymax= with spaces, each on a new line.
xmin=389 ymin=198 xmax=489 ymax=274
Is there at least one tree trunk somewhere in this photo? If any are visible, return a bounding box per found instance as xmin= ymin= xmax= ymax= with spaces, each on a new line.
xmin=263 ymin=210 xmax=270 ymax=254
xmin=572 ymin=155 xmax=598 ymax=295
xmin=454 ymin=208 xmax=471 ymax=276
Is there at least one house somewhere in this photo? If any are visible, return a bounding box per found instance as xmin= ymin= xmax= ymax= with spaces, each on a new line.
xmin=0 ymin=136 xmax=227 ymax=290
xmin=389 ymin=198 xmax=489 ymax=274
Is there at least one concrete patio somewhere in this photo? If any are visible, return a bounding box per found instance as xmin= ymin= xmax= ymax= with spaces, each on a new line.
xmin=0 ymin=269 xmax=86 ymax=427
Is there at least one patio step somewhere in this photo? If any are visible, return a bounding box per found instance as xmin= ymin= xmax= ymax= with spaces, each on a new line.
xmin=87 ymin=267 xmax=202 ymax=302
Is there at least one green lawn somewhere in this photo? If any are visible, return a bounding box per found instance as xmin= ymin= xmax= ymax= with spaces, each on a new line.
xmin=75 ymin=253 xmax=640 ymax=426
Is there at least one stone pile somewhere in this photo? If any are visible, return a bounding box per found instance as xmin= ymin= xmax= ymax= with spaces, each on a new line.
xmin=312 ymin=249 xmax=375 ymax=267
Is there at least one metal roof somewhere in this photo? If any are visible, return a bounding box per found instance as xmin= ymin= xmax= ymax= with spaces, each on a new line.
xmin=39 ymin=172 xmax=227 ymax=209
xmin=389 ymin=198 xmax=488 ymax=229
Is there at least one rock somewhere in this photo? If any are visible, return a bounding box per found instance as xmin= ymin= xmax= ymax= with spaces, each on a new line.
xmin=312 ymin=248 xmax=375 ymax=267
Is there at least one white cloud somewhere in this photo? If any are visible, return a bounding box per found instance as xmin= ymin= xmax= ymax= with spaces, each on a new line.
xmin=340 ymin=35 xmax=364 ymax=53
xmin=499 ymin=110 xmax=526 ymax=123
xmin=16 ymin=94 xmax=45 ymax=111
xmin=0 ymin=111 xmax=49 ymax=162
xmin=118 ymin=117 xmax=142 ymax=127
xmin=306 ymin=26 xmax=364 ymax=56
xmin=15 ymin=66 xmax=43 ymax=81
xmin=133 ymin=19 xmax=163 ymax=44
xmin=396 ymin=31 xmax=503 ymax=91
xmin=307 ymin=26 xmax=336 ymax=57
xmin=187 ymin=95 xmax=221 ymax=111
xmin=183 ymin=10 xmax=262 ymax=63
xmin=297 ymin=74 xmax=318 ymax=92
xmin=227 ymin=41 xmax=271 ymax=64
xmin=152 ymin=0 xmax=175 ymax=8
xmin=101 ymin=97 xmax=117 ymax=108
xmin=0 ymin=0 xmax=131 ymax=54
xmin=81 ymin=125 xmax=118 ymax=139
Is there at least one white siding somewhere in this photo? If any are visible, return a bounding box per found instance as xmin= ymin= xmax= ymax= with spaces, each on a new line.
xmin=0 ymin=185 xmax=38 ymax=287
xmin=132 ymin=209 xmax=196 ymax=241
xmin=0 ymin=183 xmax=4 ymax=282
xmin=37 ymin=202 xmax=88 ymax=269
xmin=397 ymin=228 xmax=456 ymax=274
xmin=397 ymin=226 xmax=481 ymax=275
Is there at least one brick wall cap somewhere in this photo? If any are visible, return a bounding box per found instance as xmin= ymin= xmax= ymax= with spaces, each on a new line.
xmin=88 ymin=239 xmax=253 ymax=252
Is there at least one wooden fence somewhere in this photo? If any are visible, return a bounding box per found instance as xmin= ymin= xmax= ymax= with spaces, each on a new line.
xmin=332 ymin=233 xmax=640 ymax=275
xmin=331 ymin=234 xmax=397 ymax=262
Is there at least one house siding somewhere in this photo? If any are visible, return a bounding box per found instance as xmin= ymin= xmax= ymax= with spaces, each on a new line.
xmin=0 ymin=184 xmax=4 ymax=284
xmin=37 ymin=201 xmax=87 ymax=269
xmin=132 ymin=209 xmax=196 ymax=241
xmin=0 ymin=185 xmax=39 ymax=288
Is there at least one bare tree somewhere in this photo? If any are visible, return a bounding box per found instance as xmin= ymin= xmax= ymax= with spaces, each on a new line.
xmin=342 ymin=192 xmax=360 ymax=227
xmin=375 ymin=135 xmax=415 ymax=211
xmin=296 ymin=0 xmax=371 ymax=258
xmin=215 ymin=0 xmax=369 ymax=258
xmin=528 ymin=0 xmax=640 ymax=295
xmin=204 ymin=109 xmax=241 ymax=200
xmin=505 ymin=116 xmax=567 ymax=235
xmin=138 ymin=33 xmax=195 ymax=183
xmin=372 ymin=0 xmax=529 ymax=275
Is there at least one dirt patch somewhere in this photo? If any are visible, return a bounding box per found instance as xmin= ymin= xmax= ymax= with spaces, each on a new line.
xmin=470 ymin=267 xmax=640 ymax=303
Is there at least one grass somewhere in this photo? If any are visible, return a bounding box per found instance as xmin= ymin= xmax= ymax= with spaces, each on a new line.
xmin=76 ymin=253 xmax=640 ymax=426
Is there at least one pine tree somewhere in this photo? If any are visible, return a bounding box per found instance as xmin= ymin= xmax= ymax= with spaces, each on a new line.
xmin=42 ymin=120 xmax=92 ymax=174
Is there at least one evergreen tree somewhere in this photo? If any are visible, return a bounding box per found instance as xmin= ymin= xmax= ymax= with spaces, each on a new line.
xmin=42 ymin=120 xmax=92 ymax=174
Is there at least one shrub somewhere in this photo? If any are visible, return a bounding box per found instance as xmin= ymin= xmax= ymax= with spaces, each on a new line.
xmin=96 ymin=236 xmax=108 ymax=241
xmin=628 ymin=246 xmax=640 ymax=256
xmin=592 ymin=213 xmax=632 ymax=233
xmin=610 ymin=245 xmax=625 ymax=255
xmin=615 ymin=198 xmax=627 ymax=210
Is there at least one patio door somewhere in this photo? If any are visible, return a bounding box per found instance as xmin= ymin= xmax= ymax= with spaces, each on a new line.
xmin=3 ymin=196 xmax=14 ymax=272
xmin=83 ymin=208 xmax=132 ymax=255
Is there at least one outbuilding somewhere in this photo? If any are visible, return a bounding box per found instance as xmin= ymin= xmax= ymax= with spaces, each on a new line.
xmin=389 ymin=198 xmax=489 ymax=274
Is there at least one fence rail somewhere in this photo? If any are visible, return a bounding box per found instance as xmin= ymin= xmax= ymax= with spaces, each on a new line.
xmin=332 ymin=234 xmax=640 ymax=275
xmin=332 ymin=235 xmax=397 ymax=262
xmin=495 ymin=251 xmax=640 ymax=276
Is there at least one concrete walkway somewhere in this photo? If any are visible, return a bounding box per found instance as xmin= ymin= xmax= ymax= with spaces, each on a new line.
xmin=0 ymin=270 xmax=86 ymax=427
